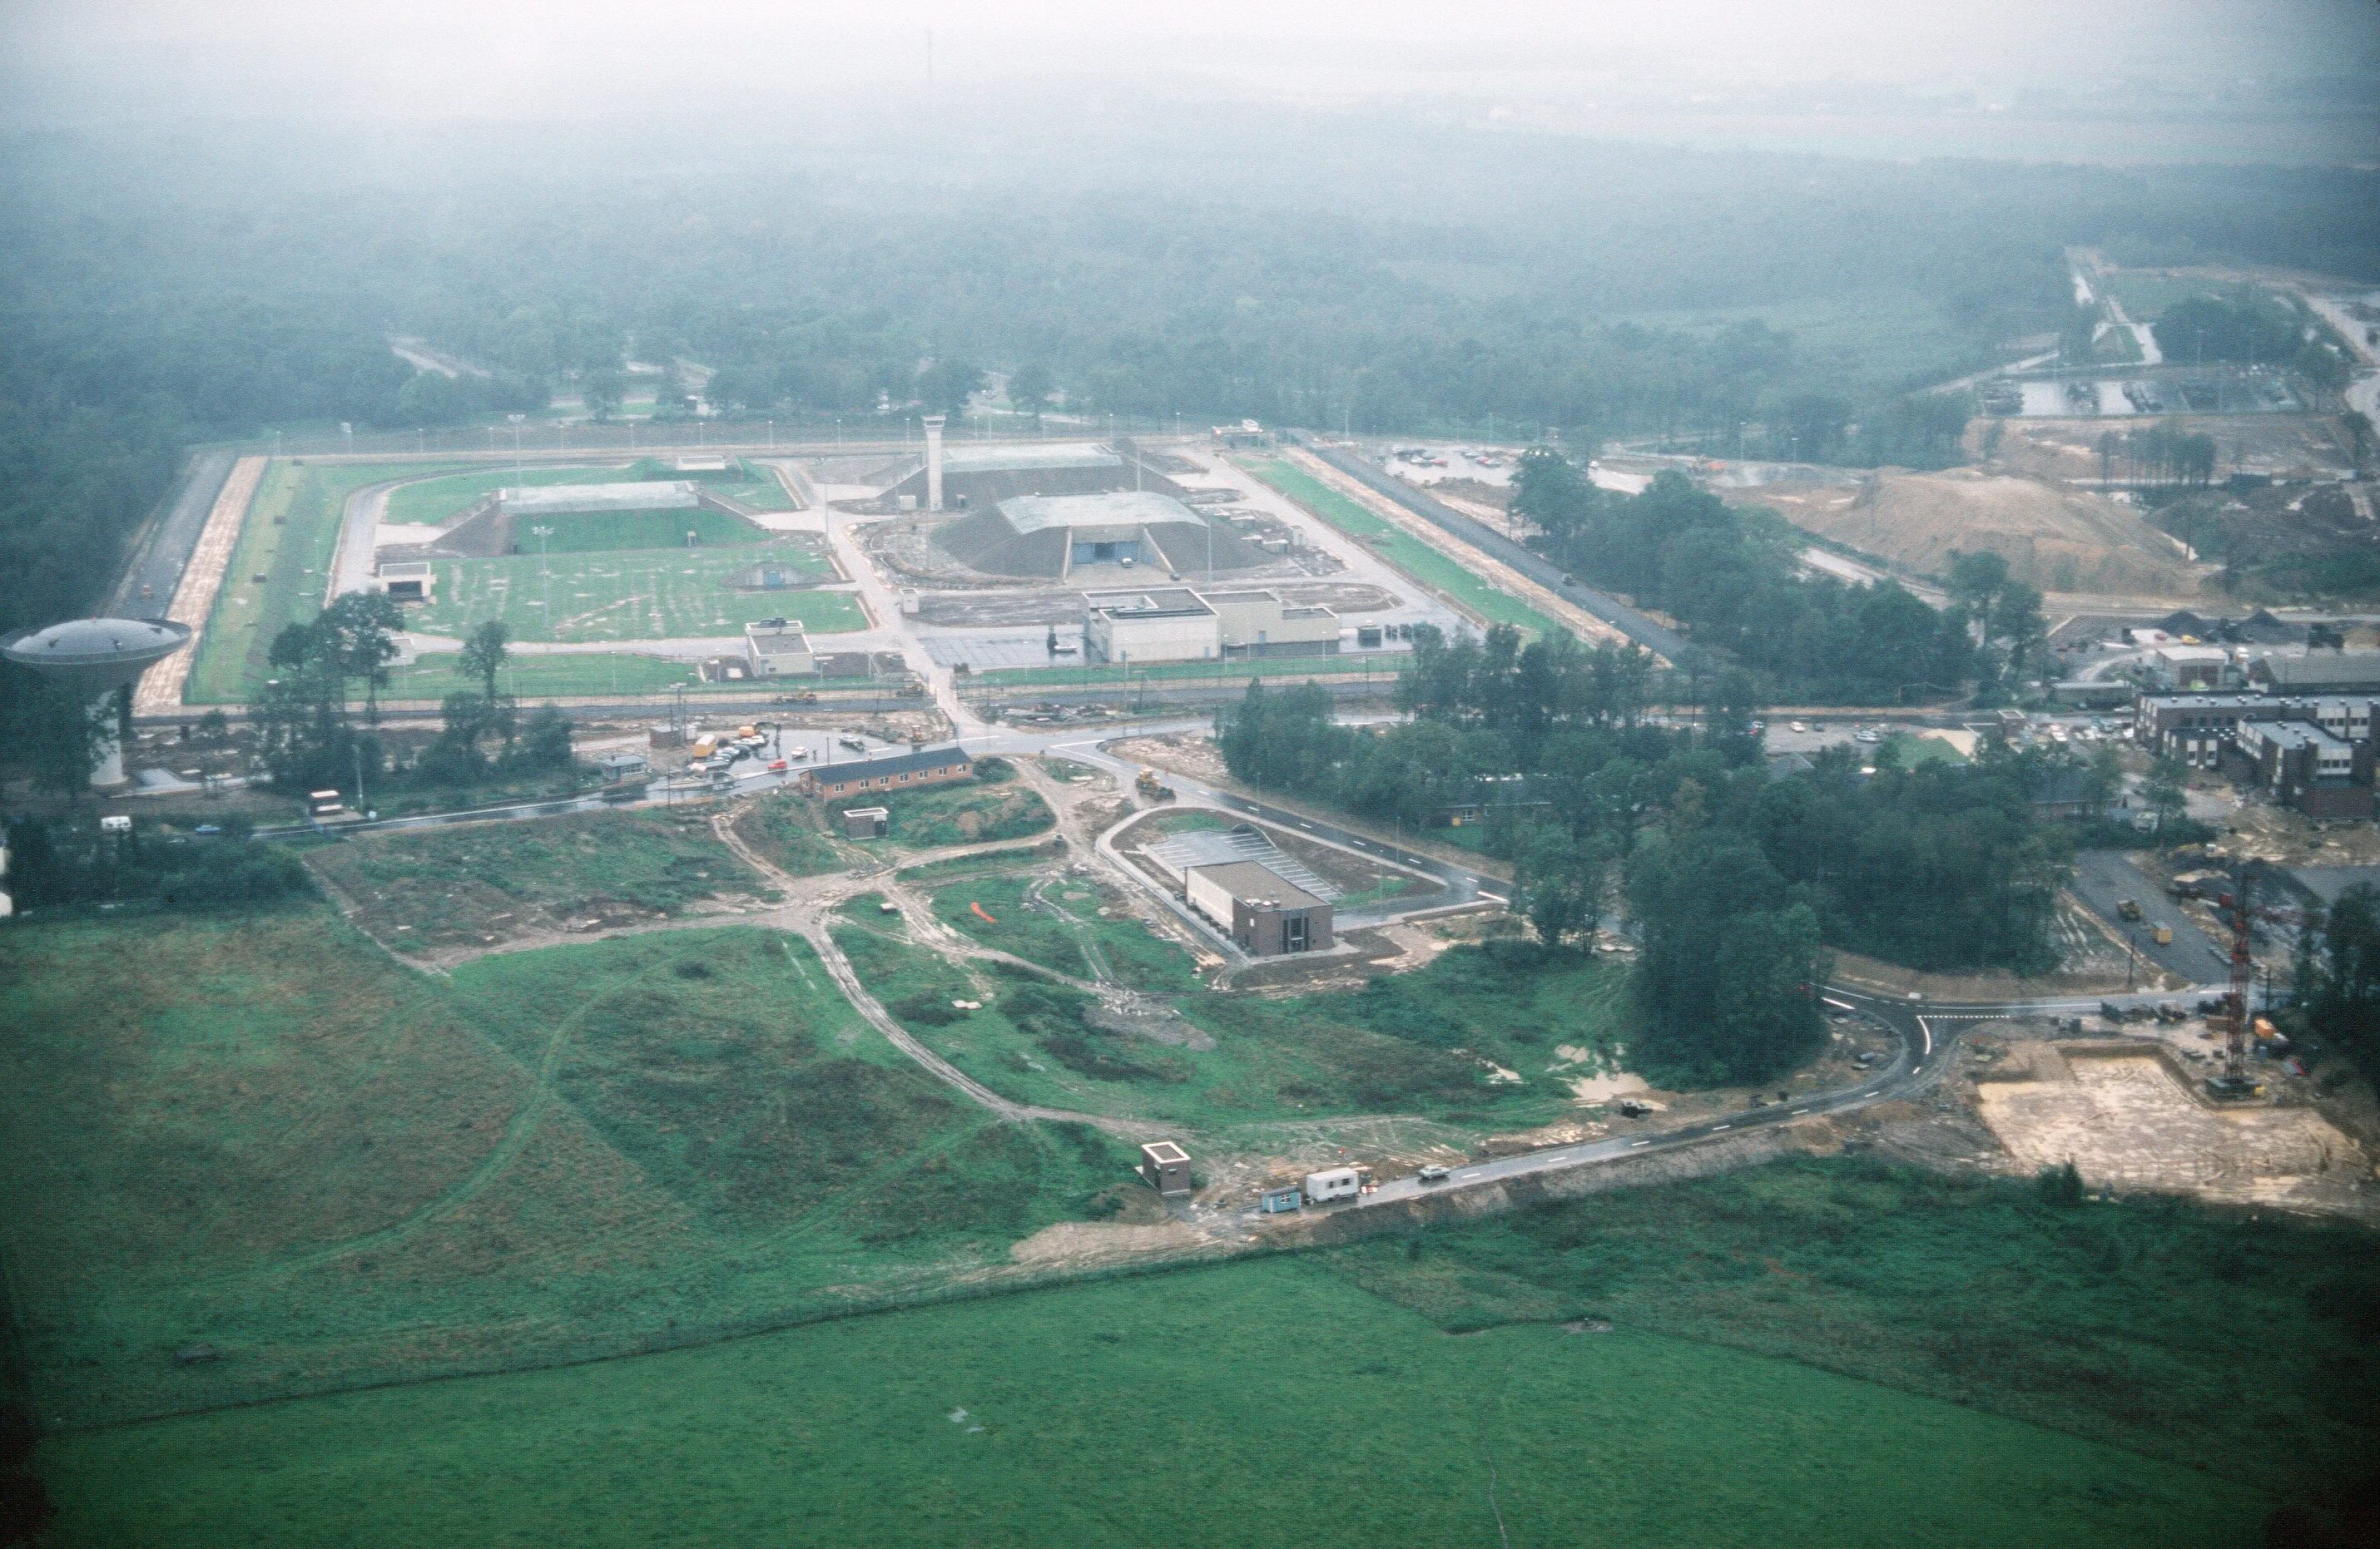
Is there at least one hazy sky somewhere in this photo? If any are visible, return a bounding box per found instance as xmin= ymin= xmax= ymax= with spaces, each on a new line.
xmin=4 ymin=1 xmax=2375 ymax=128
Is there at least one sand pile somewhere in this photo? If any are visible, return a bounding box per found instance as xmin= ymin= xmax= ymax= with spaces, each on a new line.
xmin=1789 ymin=470 xmax=2202 ymax=596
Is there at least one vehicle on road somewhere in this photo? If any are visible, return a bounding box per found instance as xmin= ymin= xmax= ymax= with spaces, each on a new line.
xmin=1789 ymin=720 xmax=1807 ymax=733
xmin=2117 ymin=898 xmax=2144 ymax=922
xmin=1417 ymin=1164 xmax=1450 ymax=1184
xmin=2152 ymin=925 xmax=2174 ymax=947
xmin=766 ymin=760 xmax=788 ymax=772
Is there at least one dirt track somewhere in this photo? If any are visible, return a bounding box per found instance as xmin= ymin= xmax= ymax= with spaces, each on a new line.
xmin=137 ymin=454 xmax=263 ymax=715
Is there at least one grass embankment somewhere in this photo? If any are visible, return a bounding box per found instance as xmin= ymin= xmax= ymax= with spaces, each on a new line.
xmin=834 ymin=923 xmax=1620 ymax=1129
xmin=185 ymin=458 xmax=470 ymax=704
xmin=1320 ymin=1157 xmax=2380 ymax=1502
xmin=0 ymin=908 xmax=1137 ymax=1428
xmin=1239 ymin=457 xmax=1560 ymax=637
xmin=308 ymin=807 xmax=766 ymax=951
xmin=732 ymin=791 xmax=849 ymax=877
xmin=39 ymin=1255 xmax=2261 ymax=1549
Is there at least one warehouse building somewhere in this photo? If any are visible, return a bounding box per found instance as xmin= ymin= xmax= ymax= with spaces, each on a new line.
xmin=2250 ymin=653 xmax=2380 ymax=695
xmin=1201 ymin=588 xmax=1341 ymax=657
xmin=742 ymin=618 xmax=815 ymax=677
xmin=1084 ymin=588 xmax=1220 ymax=664
xmin=1184 ymin=859 xmax=1333 ymax=957
xmin=799 ymin=745 xmax=974 ymax=799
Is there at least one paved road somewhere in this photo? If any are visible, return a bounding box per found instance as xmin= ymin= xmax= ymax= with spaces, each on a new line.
xmin=108 ymin=450 xmax=236 ymax=619
xmin=1304 ymin=443 xmax=1692 ymax=660
xmin=2067 ymin=849 xmax=2231 ymax=986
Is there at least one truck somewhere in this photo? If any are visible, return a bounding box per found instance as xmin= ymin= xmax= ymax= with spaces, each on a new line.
xmin=1302 ymin=1166 xmax=1362 ymax=1205
xmin=2152 ymin=925 xmax=2174 ymax=947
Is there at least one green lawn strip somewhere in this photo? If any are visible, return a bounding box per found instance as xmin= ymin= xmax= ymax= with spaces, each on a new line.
xmin=1316 ymin=1156 xmax=2379 ymax=1498
xmin=1882 ymin=730 xmax=1967 ymax=767
xmin=382 ymin=650 xmax=905 ymax=700
xmin=973 ymin=654 xmax=1399 ymax=690
xmin=186 ymin=459 xmax=470 ymax=704
xmin=516 ymin=506 xmax=779 ymax=554
xmin=38 ymin=1255 xmax=2259 ymax=1549
xmin=406 ymin=547 xmax=862 ymax=644
xmin=833 ymin=913 xmax=1598 ymax=1130
xmin=1239 ymin=457 xmax=1559 ymax=636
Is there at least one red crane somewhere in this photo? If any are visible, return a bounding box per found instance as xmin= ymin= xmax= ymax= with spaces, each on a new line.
xmin=2205 ymin=869 xmax=2290 ymax=1101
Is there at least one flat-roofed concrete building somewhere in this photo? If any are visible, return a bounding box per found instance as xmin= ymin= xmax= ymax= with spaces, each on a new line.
xmin=1199 ymin=588 xmax=1340 ymax=656
xmin=742 ymin=618 xmax=815 ymax=677
xmin=1083 ymin=587 xmax=1220 ymax=664
xmin=1184 ymin=859 xmax=1333 ymax=957
xmin=2234 ymin=719 xmax=2374 ymax=819
xmin=1138 ymin=1141 xmax=1193 ymax=1196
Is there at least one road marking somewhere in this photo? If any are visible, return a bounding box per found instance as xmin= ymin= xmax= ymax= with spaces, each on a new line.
xmin=1629 ymin=1140 xmax=1650 ymax=1148
xmin=1711 ymin=1124 xmax=1731 ymax=1131
xmin=1791 ymin=1107 xmax=1811 ymax=1115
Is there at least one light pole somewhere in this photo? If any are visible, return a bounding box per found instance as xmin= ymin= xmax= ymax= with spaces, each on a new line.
xmin=533 ymin=524 xmax=554 ymax=628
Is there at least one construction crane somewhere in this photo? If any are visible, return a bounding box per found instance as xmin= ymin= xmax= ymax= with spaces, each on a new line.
xmin=2205 ymin=868 xmax=2292 ymax=1101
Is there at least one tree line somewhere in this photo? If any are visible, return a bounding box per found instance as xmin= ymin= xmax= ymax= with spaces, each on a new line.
xmin=1510 ymin=458 xmax=2049 ymax=703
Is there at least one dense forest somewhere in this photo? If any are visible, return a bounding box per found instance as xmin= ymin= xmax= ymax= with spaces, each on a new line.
xmin=1215 ymin=630 xmax=2076 ymax=1084
xmin=3 ymin=105 xmax=2378 ymax=743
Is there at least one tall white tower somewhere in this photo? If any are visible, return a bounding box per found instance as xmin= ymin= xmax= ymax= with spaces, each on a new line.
xmin=922 ymin=414 xmax=946 ymax=512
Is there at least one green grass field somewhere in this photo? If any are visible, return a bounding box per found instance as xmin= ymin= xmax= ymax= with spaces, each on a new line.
xmin=835 ymin=919 xmax=1614 ymax=1129
xmin=0 ymin=906 xmax=1138 ymax=1429
xmin=513 ymin=505 xmax=776 ymax=553
xmin=1882 ymin=730 xmax=1968 ymax=767
xmin=929 ymin=868 xmax=1202 ymax=993
xmin=407 ymin=545 xmax=859 ymax=644
xmin=1239 ymin=458 xmax=1561 ymax=637
xmin=1319 ymin=1158 xmax=2380 ymax=1502
xmin=37 ymin=1255 xmax=2262 ymax=1549
xmin=307 ymin=808 xmax=768 ymax=951
xmin=185 ymin=459 xmax=476 ymax=704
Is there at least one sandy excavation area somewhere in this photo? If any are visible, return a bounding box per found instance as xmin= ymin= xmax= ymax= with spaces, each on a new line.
xmin=1976 ymin=1047 xmax=2369 ymax=1213
xmin=1767 ymin=468 xmax=2204 ymax=597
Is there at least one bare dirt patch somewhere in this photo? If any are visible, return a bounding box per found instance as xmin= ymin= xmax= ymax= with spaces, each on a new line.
xmin=1975 ymin=1046 xmax=2372 ymax=1215
xmin=1776 ymin=469 xmax=2204 ymax=597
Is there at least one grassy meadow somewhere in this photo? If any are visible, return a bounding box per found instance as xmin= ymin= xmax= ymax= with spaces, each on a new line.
xmin=840 ymin=769 xmax=1055 ymax=849
xmin=307 ymin=808 xmax=768 ymax=951
xmin=0 ymin=907 xmax=1137 ymax=1428
xmin=834 ymin=913 xmax=1620 ymax=1130
xmin=37 ymin=1255 xmax=2265 ymax=1549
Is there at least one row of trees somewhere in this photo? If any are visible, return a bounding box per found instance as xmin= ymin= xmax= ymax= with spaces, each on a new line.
xmin=1512 ymin=458 xmax=2041 ymax=702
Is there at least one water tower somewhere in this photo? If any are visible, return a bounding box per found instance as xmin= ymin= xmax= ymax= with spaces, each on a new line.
xmin=0 ymin=617 xmax=191 ymax=788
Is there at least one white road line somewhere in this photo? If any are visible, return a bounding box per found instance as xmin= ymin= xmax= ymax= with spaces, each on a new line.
xmin=1629 ymin=1140 xmax=1650 ymax=1148
xmin=1791 ymin=1107 xmax=1811 ymax=1115
xmin=1711 ymin=1124 xmax=1731 ymax=1131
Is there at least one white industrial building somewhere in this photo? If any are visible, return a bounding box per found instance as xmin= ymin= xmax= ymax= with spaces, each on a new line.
xmin=1083 ymin=588 xmax=1219 ymax=664
xmin=1200 ymin=589 xmax=1340 ymax=656
xmin=743 ymin=618 xmax=816 ymax=676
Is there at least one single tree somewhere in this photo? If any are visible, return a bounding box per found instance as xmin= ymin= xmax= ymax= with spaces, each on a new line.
xmin=1007 ymin=363 xmax=1055 ymax=423
xmin=460 ymin=620 xmax=510 ymax=701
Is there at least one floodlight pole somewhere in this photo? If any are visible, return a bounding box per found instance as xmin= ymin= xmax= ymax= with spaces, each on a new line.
xmin=533 ymin=524 xmax=554 ymax=626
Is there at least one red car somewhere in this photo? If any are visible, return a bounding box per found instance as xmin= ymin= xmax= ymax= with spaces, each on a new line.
xmin=766 ymin=759 xmax=789 ymax=773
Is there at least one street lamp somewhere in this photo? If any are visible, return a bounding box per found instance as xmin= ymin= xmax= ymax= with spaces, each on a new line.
xmin=533 ymin=524 xmax=555 ymax=626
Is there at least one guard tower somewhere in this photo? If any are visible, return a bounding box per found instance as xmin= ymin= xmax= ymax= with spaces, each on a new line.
xmin=0 ymin=617 xmax=191 ymax=788
xmin=923 ymin=414 xmax=946 ymax=512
